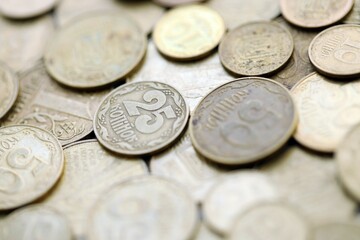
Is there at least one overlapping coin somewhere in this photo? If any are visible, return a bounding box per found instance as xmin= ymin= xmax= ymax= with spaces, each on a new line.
xmin=0 ymin=0 xmax=58 ymax=19
xmin=0 ymin=63 xmax=18 ymax=119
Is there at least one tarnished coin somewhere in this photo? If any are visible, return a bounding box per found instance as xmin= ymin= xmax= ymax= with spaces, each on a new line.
xmin=309 ymin=24 xmax=360 ymax=78
xmin=0 ymin=205 xmax=71 ymax=240
xmin=291 ymin=72 xmax=360 ymax=152
xmin=0 ymin=125 xmax=63 ymax=210
xmin=45 ymin=12 xmax=147 ymax=89
xmin=219 ymin=21 xmax=294 ymax=76
xmin=190 ymin=78 xmax=297 ymax=165
xmin=94 ymin=81 xmax=189 ymax=156
xmin=228 ymin=203 xmax=309 ymax=240
xmin=344 ymin=0 xmax=360 ymax=24
xmin=203 ymin=171 xmax=279 ymax=235
xmin=153 ymin=0 xmax=204 ymax=7
xmin=89 ymin=176 xmax=198 ymax=240
xmin=0 ymin=0 xmax=58 ymax=19
xmin=0 ymin=64 xmax=18 ymax=119
xmin=281 ymin=0 xmax=354 ymax=28
xmin=153 ymin=5 xmax=225 ymax=60
xmin=311 ymin=223 xmax=360 ymax=240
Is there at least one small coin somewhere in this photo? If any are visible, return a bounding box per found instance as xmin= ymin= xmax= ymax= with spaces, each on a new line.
xmin=45 ymin=12 xmax=147 ymax=89
xmin=0 ymin=125 xmax=64 ymax=210
xmin=344 ymin=0 xmax=360 ymax=24
xmin=94 ymin=81 xmax=189 ymax=156
xmin=228 ymin=202 xmax=309 ymax=240
xmin=0 ymin=0 xmax=58 ymax=19
xmin=0 ymin=63 xmax=18 ymax=119
xmin=311 ymin=223 xmax=360 ymax=240
xmin=291 ymin=72 xmax=360 ymax=152
xmin=153 ymin=5 xmax=225 ymax=60
xmin=281 ymin=0 xmax=354 ymax=28
xmin=89 ymin=176 xmax=198 ymax=240
xmin=153 ymin=0 xmax=205 ymax=7
xmin=309 ymin=24 xmax=360 ymax=78
xmin=219 ymin=21 xmax=294 ymax=76
xmin=190 ymin=78 xmax=297 ymax=165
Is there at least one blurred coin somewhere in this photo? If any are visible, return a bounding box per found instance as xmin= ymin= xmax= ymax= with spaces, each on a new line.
xmin=0 ymin=125 xmax=63 ymax=210
xmin=194 ymin=223 xmax=223 ymax=240
xmin=45 ymin=12 xmax=147 ymax=89
xmin=311 ymin=223 xmax=360 ymax=240
xmin=190 ymin=78 xmax=297 ymax=165
xmin=153 ymin=5 xmax=225 ymax=60
xmin=0 ymin=63 xmax=18 ymax=119
xmin=344 ymin=0 xmax=360 ymax=24
xmin=219 ymin=21 xmax=293 ymax=76
xmin=153 ymin=0 xmax=205 ymax=7
xmin=89 ymin=176 xmax=198 ymax=240
xmin=0 ymin=0 xmax=58 ymax=19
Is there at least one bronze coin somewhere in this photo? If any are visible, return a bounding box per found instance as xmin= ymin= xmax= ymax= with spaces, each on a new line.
xmin=0 ymin=63 xmax=18 ymax=119
xmin=0 ymin=0 xmax=58 ymax=19
xmin=153 ymin=0 xmax=205 ymax=7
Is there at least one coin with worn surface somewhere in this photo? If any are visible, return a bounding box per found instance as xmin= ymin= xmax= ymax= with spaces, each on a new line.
xmin=0 ymin=125 xmax=63 ymax=210
xmin=0 ymin=64 xmax=18 ymax=119
xmin=94 ymin=81 xmax=189 ymax=156
xmin=153 ymin=5 xmax=225 ymax=60
xmin=0 ymin=0 xmax=58 ymax=19
xmin=89 ymin=176 xmax=198 ymax=240
xmin=311 ymin=223 xmax=360 ymax=240
xmin=291 ymin=72 xmax=360 ymax=152
xmin=0 ymin=205 xmax=71 ymax=240
xmin=190 ymin=78 xmax=297 ymax=165
xmin=219 ymin=21 xmax=294 ymax=76
xmin=153 ymin=0 xmax=205 ymax=7
xmin=45 ymin=12 xmax=147 ymax=89
xmin=228 ymin=203 xmax=309 ymax=240
xmin=309 ymin=24 xmax=360 ymax=78
xmin=281 ymin=0 xmax=354 ymax=28
xmin=344 ymin=0 xmax=360 ymax=24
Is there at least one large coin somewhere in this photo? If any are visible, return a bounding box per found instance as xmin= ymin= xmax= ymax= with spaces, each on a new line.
xmin=0 ymin=63 xmax=18 ymax=119
xmin=219 ymin=21 xmax=294 ymax=76
xmin=0 ymin=125 xmax=63 ymax=210
xmin=45 ymin=12 xmax=147 ymax=89
xmin=153 ymin=0 xmax=205 ymax=7
xmin=153 ymin=5 xmax=225 ymax=61
xmin=309 ymin=24 xmax=360 ymax=78
xmin=344 ymin=0 xmax=360 ymax=24
xmin=94 ymin=81 xmax=189 ymax=156
xmin=0 ymin=0 xmax=58 ymax=19
xmin=291 ymin=72 xmax=360 ymax=152
xmin=89 ymin=176 xmax=198 ymax=240
xmin=190 ymin=78 xmax=297 ymax=165
xmin=280 ymin=0 xmax=354 ymax=28
xmin=311 ymin=223 xmax=360 ymax=240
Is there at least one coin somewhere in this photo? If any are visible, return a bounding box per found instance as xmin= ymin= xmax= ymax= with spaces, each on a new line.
xmin=88 ymin=176 xmax=198 ymax=240
xmin=0 ymin=63 xmax=18 ymax=119
xmin=0 ymin=205 xmax=71 ymax=240
xmin=219 ymin=21 xmax=294 ymax=76
xmin=45 ymin=12 xmax=147 ymax=89
xmin=0 ymin=0 xmax=58 ymax=19
xmin=311 ymin=223 xmax=360 ymax=240
xmin=344 ymin=0 xmax=360 ymax=24
xmin=194 ymin=224 xmax=222 ymax=240
xmin=153 ymin=0 xmax=205 ymax=7
xmin=228 ymin=202 xmax=309 ymax=240
xmin=291 ymin=72 xmax=360 ymax=152
xmin=153 ymin=5 xmax=225 ymax=60
xmin=309 ymin=24 xmax=360 ymax=78
xmin=43 ymin=140 xmax=148 ymax=239
xmin=0 ymin=125 xmax=64 ymax=210
xmin=94 ymin=81 xmax=189 ymax=156
xmin=190 ymin=78 xmax=297 ymax=165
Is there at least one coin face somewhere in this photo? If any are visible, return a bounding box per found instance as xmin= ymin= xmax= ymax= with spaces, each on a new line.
xmin=219 ymin=21 xmax=294 ymax=76
xmin=309 ymin=24 xmax=360 ymax=78
xmin=291 ymin=73 xmax=360 ymax=152
xmin=0 ymin=125 xmax=64 ymax=210
xmin=89 ymin=176 xmax=198 ymax=240
xmin=311 ymin=223 xmax=360 ymax=240
xmin=45 ymin=12 xmax=147 ymax=89
xmin=153 ymin=0 xmax=205 ymax=7
xmin=94 ymin=81 xmax=189 ymax=156
xmin=0 ymin=64 xmax=18 ymax=119
xmin=0 ymin=0 xmax=58 ymax=19
xmin=153 ymin=5 xmax=225 ymax=60
xmin=229 ymin=203 xmax=309 ymax=240
xmin=344 ymin=0 xmax=360 ymax=24
xmin=190 ymin=78 xmax=297 ymax=165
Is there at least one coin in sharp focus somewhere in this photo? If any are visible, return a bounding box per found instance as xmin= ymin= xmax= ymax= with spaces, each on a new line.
xmin=0 ymin=63 xmax=18 ymax=119
xmin=344 ymin=0 xmax=360 ymax=24
xmin=0 ymin=0 xmax=58 ymax=19
xmin=309 ymin=24 xmax=360 ymax=78
xmin=0 ymin=205 xmax=71 ymax=240
xmin=94 ymin=81 xmax=189 ymax=156
xmin=190 ymin=78 xmax=297 ymax=165
xmin=0 ymin=125 xmax=64 ymax=210
xmin=291 ymin=72 xmax=360 ymax=152
xmin=219 ymin=21 xmax=294 ymax=76
xmin=42 ymin=140 xmax=148 ymax=239
xmin=89 ymin=176 xmax=198 ymax=240
xmin=228 ymin=202 xmax=309 ymax=240
xmin=152 ymin=0 xmax=205 ymax=7
xmin=280 ymin=0 xmax=354 ymax=29
xmin=153 ymin=5 xmax=225 ymax=61
xmin=311 ymin=223 xmax=360 ymax=240
xmin=45 ymin=12 xmax=147 ymax=89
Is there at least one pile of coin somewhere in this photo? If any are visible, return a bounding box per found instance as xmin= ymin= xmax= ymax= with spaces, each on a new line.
xmin=0 ymin=0 xmax=360 ymax=239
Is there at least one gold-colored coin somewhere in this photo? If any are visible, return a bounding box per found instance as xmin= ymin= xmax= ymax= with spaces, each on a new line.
xmin=0 ymin=0 xmax=58 ymax=19
xmin=219 ymin=21 xmax=294 ymax=76
xmin=190 ymin=78 xmax=297 ymax=165
xmin=0 ymin=63 xmax=18 ymax=120
xmin=309 ymin=24 xmax=360 ymax=78
xmin=344 ymin=0 xmax=360 ymax=24
xmin=0 ymin=125 xmax=64 ymax=210
xmin=153 ymin=5 xmax=225 ymax=60
xmin=89 ymin=176 xmax=198 ymax=240
xmin=94 ymin=81 xmax=189 ymax=156
xmin=153 ymin=0 xmax=205 ymax=7
xmin=311 ymin=223 xmax=360 ymax=240
xmin=280 ymin=0 xmax=354 ymax=28
xmin=291 ymin=72 xmax=360 ymax=152
xmin=45 ymin=12 xmax=147 ymax=89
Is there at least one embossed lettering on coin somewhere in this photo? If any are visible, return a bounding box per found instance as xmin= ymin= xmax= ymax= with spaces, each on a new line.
xmin=0 ymin=63 xmax=18 ymax=119
xmin=0 ymin=0 xmax=58 ymax=19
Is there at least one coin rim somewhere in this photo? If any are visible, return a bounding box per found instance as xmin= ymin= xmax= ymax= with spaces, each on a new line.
xmin=152 ymin=0 xmax=205 ymax=8
xmin=0 ymin=63 xmax=19 ymax=120
xmin=0 ymin=0 xmax=59 ymax=19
